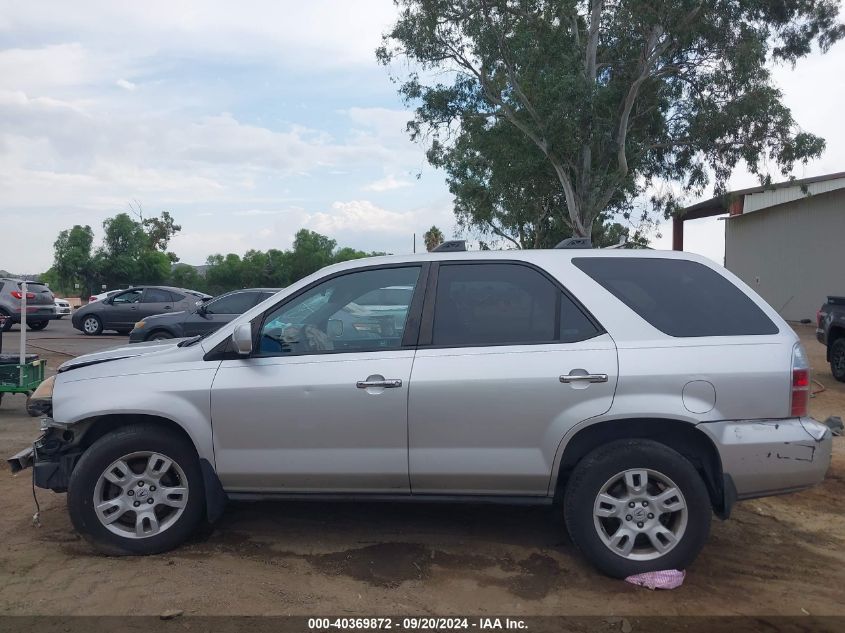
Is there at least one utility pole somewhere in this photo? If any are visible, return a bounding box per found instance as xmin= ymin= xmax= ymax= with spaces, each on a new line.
xmin=413 ymin=233 xmax=416 ymax=254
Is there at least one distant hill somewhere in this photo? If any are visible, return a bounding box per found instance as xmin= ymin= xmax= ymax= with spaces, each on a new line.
xmin=0 ymin=270 xmax=40 ymax=281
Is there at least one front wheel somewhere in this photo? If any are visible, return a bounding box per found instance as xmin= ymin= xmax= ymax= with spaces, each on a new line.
xmin=830 ymin=339 xmax=845 ymax=382
xmin=563 ymin=439 xmax=711 ymax=578
xmin=67 ymin=424 xmax=205 ymax=555
xmin=81 ymin=315 xmax=103 ymax=336
xmin=147 ymin=331 xmax=174 ymax=341
xmin=0 ymin=310 xmax=12 ymax=332
xmin=27 ymin=320 xmax=48 ymax=331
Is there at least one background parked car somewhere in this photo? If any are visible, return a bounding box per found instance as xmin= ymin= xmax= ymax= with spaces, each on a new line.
xmin=0 ymin=278 xmax=56 ymax=331
xmin=54 ymin=298 xmax=72 ymax=319
xmin=71 ymin=286 xmax=211 ymax=335
xmin=129 ymin=288 xmax=279 ymax=342
xmin=88 ymin=289 xmax=122 ymax=303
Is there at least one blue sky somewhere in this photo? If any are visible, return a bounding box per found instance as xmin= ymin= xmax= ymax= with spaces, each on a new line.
xmin=1 ymin=0 xmax=843 ymax=272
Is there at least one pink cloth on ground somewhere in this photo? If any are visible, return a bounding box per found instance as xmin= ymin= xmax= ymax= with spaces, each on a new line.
xmin=625 ymin=569 xmax=686 ymax=590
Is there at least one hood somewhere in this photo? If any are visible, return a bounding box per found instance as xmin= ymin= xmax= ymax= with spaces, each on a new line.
xmin=58 ymin=338 xmax=183 ymax=373
xmin=141 ymin=310 xmax=189 ymax=324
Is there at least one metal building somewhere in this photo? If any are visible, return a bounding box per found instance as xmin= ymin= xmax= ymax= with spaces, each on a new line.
xmin=673 ymin=172 xmax=845 ymax=322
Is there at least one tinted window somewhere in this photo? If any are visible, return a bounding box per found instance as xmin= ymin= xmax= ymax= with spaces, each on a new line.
xmin=573 ymin=257 xmax=779 ymax=337
xmin=432 ymin=263 xmax=598 ymax=346
xmin=171 ymin=292 xmax=186 ymax=302
xmin=206 ymin=292 xmax=258 ymax=315
xmin=559 ymin=293 xmax=601 ymax=343
xmin=142 ymin=288 xmax=173 ymax=303
xmin=259 ymin=267 xmax=421 ymax=355
xmin=111 ymin=289 xmax=143 ymax=304
xmin=356 ymin=287 xmax=414 ymax=306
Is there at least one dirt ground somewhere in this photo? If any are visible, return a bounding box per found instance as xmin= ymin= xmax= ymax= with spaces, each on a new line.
xmin=0 ymin=323 xmax=843 ymax=616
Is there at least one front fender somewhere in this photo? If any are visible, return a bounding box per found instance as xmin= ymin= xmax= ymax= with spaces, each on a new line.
xmin=53 ymin=368 xmax=218 ymax=463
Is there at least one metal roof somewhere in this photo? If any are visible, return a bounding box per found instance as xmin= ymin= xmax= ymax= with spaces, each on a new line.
xmin=680 ymin=171 xmax=845 ymax=220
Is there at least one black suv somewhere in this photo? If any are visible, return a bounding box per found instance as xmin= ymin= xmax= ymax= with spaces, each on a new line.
xmin=129 ymin=288 xmax=279 ymax=342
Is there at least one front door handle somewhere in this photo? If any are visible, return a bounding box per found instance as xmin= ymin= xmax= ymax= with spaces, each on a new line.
xmin=560 ymin=373 xmax=608 ymax=384
xmin=357 ymin=378 xmax=402 ymax=389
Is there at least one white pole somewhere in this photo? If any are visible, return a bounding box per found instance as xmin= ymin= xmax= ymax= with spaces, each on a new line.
xmin=20 ymin=281 xmax=27 ymax=382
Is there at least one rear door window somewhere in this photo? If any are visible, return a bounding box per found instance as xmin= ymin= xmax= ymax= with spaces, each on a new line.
xmin=573 ymin=257 xmax=779 ymax=337
xmin=205 ymin=292 xmax=258 ymax=315
xmin=142 ymin=288 xmax=173 ymax=303
xmin=111 ymin=289 xmax=143 ymax=304
xmin=431 ymin=263 xmax=600 ymax=346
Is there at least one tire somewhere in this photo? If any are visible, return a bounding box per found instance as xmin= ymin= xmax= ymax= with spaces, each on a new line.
xmin=56 ymin=316 xmax=64 ymax=320
xmin=67 ymin=424 xmax=204 ymax=555
xmin=563 ymin=439 xmax=711 ymax=578
xmin=0 ymin=310 xmax=12 ymax=332
xmin=830 ymin=338 xmax=845 ymax=382
xmin=147 ymin=331 xmax=174 ymax=341
xmin=81 ymin=315 xmax=103 ymax=336
xmin=27 ymin=320 xmax=48 ymax=331
xmin=116 ymin=329 xmax=132 ymax=335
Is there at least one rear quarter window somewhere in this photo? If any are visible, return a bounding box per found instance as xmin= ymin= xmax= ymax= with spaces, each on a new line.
xmin=573 ymin=257 xmax=779 ymax=337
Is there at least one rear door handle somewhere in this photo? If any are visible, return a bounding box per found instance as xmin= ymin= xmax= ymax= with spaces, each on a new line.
xmin=357 ymin=379 xmax=402 ymax=389
xmin=560 ymin=373 xmax=608 ymax=384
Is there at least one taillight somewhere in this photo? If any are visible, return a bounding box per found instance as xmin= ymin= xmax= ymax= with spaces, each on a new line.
xmin=89 ymin=296 xmax=98 ymax=302
xmin=10 ymin=291 xmax=36 ymax=300
xmin=817 ymin=310 xmax=824 ymax=327
xmin=791 ymin=343 xmax=810 ymax=417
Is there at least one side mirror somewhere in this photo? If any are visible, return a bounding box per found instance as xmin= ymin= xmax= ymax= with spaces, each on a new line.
xmin=232 ymin=323 xmax=253 ymax=356
xmin=196 ymin=301 xmax=207 ymax=314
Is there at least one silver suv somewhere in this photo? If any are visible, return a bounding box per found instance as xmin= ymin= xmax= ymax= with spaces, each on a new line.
xmin=8 ymin=250 xmax=832 ymax=577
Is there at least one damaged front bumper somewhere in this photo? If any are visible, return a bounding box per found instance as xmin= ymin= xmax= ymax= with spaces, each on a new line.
xmin=698 ymin=417 xmax=833 ymax=501
xmin=6 ymin=420 xmax=83 ymax=492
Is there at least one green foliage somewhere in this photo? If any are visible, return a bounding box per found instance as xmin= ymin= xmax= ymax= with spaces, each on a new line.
xmin=423 ymin=225 xmax=445 ymax=251
xmin=200 ymin=229 xmax=383 ymax=295
xmin=46 ymin=219 xmax=381 ymax=298
xmin=379 ymin=0 xmax=843 ymax=238
xmin=52 ymin=225 xmax=94 ymax=294
xmin=142 ymin=211 xmax=182 ymax=262
xmin=170 ymin=263 xmax=201 ymax=290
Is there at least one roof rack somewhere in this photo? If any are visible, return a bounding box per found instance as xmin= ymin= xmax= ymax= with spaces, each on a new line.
xmin=554 ymin=237 xmax=592 ymax=249
xmin=432 ymin=240 xmax=467 ymax=252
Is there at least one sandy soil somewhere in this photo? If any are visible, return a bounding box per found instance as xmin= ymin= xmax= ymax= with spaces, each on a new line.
xmin=0 ymin=324 xmax=843 ymax=616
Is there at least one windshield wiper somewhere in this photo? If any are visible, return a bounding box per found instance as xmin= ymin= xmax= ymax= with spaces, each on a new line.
xmin=178 ymin=334 xmax=205 ymax=347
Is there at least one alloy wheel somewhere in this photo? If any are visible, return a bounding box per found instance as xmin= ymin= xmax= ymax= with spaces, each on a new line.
xmin=92 ymin=451 xmax=189 ymax=539
xmin=592 ymin=468 xmax=688 ymax=561
xmin=83 ymin=317 xmax=100 ymax=334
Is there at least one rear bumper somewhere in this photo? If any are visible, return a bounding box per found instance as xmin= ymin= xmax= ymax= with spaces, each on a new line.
xmin=698 ymin=417 xmax=832 ymax=500
xmin=5 ymin=311 xmax=57 ymax=323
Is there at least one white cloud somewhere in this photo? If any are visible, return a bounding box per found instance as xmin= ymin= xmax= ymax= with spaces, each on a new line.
xmin=306 ymin=200 xmax=418 ymax=233
xmin=115 ymin=78 xmax=136 ymax=92
xmin=362 ymin=175 xmax=413 ymax=192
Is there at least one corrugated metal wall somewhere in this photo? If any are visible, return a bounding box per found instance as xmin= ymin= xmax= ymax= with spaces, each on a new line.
xmin=725 ymin=189 xmax=845 ymax=322
xmin=742 ymin=177 xmax=845 ymax=213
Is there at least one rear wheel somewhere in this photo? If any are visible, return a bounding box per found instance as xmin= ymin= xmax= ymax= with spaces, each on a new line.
xmin=830 ymin=339 xmax=845 ymax=382
xmin=0 ymin=310 xmax=12 ymax=332
xmin=68 ymin=424 xmax=204 ymax=555
xmin=27 ymin=320 xmax=48 ymax=331
xmin=564 ymin=439 xmax=711 ymax=578
xmin=81 ymin=315 xmax=103 ymax=336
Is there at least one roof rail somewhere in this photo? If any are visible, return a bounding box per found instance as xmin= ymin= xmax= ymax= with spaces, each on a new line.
xmin=432 ymin=240 xmax=467 ymax=252
xmin=554 ymin=237 xmax=592 ymax=249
